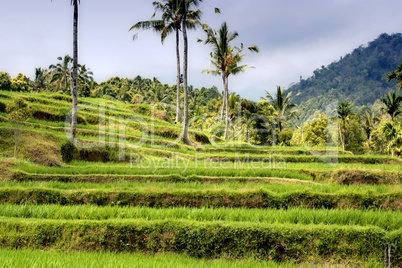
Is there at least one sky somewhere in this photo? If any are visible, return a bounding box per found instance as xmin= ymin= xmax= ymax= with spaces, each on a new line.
xmin=1 ymin=0 xmax=402 ymax=101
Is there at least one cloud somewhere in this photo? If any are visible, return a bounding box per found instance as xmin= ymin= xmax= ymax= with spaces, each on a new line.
xmin=1 ymin=0 xmax=402 ymax=103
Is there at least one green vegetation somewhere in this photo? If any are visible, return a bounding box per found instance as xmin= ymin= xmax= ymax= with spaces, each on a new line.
xmin=0 ymin=249 xmax=322 ymax=268
xmin=0 ymin=205 xmax=400 ymax=230
xmin=0 ymin=218 xmax=398 ymax=265
xmin=1 ymin=3 xmax=402 ymax=267
xmin=288 ymin=33 xmax=402 ymax=118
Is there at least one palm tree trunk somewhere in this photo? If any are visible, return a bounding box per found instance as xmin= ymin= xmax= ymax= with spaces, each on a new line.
xmin=220 ymin=87 xmax=225 ymax=121
xmin=220 ymin=96 xmax=225 ymax=121
xmin=175 ymin=28 xmax=181 ymax=124
xmin=70 ymin=0 xmax=78 ymax=143
xmin=181 ymin=5 xmax=191 ymax=145
xmin=223 ymin=73 xmax=229 ymax=140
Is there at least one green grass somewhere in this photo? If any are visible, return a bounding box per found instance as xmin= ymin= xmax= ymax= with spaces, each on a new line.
xmin=13 ymin=161 xmax=314 ymax=181
xmin=0 ymin=249 xmax=346 ymax=268
xmin=1 ymin=179 xmax=398 ymax=193
xmin=0 ymin=204 xmax=400 ymax=230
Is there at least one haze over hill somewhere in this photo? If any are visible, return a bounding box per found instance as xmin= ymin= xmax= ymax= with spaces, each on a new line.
xmin=286 ymin=33 xmax=402 ymax=122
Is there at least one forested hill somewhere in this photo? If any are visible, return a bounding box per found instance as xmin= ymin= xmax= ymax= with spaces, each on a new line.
xmin=287 ymin=33 xmax=402 ymax=119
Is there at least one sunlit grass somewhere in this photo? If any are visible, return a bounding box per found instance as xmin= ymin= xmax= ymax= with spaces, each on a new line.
xmin=0 ymin=204 xmax=399 ymax=230
xmin=0 ymin=180 xmax=397 ymax=194
xmin=0 ymin=249 xmax=317 ymax=268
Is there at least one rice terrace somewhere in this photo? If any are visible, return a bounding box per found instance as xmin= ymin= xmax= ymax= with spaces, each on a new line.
xmin=0 ymin=0 xmax=402 ymax=267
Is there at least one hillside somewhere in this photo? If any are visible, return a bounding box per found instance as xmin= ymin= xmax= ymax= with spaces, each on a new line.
xmin=287 ymin=33 xmax=402 ymax=121
xmin=0 ymin=90 xmax=401 ymax=267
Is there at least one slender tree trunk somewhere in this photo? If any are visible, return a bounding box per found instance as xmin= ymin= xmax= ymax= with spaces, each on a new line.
xmin=220 ymin=89 xmax=225 ymax=121
xmin=220 ymin=97 xmax=225 ymax=120
xmin=175 ymin=28 xmax=181 ymax=124
xmin=181 ymin=7 xmax=191 ymax=145
xmin=70 ymin=0 xmax=78 ymax=143
xmin=223 ymin=72 xmax=229 ymax=140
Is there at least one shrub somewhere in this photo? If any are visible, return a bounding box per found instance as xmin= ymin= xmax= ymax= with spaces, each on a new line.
xmin=61 ymin=141 xmax=77 ymax=163
xmin=278 ymin=129 xmax=293 ymax=146
xmin=191 ymin=132 xmax=210 ymax=144
xmin=76 ymin=145 xmax=119 ymax=162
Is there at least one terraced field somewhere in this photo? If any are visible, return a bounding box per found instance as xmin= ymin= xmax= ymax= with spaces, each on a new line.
xmin=0 ymin=91 xmax=401 ymax=267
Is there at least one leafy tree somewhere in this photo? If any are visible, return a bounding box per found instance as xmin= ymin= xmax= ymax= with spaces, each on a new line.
xmin=201 ymin=22 xmax=258 ymax=140
xmin=344 ymin=115 xmax=366 ymax=154
xmin=262 ymin=86 xmax=300 ymax=132
xmin=336 ymin=100 xmax=353 ymax=151
xmin=240 ymin=99 xmax=257 ymax=142
xmin=0 ymin=72 xmax=12 ymax=91
xmin=380 ymin=91 xmax=402 ymax=121
xmin=248 ymin=100 xmax=276 ymax=145
xmin=291 ymin=112 xmax=330 ymax=147
xmin=278 ymin=129 xmax=293 ymax=146
xmin=6 ymin=97 xmax=31 ymax=157
xmin=387 ymin=63 xmax=402 ymax=91
xmin=10 ymin=73 xmax=31 ymax=92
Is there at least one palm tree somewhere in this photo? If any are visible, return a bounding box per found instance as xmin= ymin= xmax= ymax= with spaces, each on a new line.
xmin=33 ymin=68 xmax=48 ymax=93
xmin=49 ymin=55 xmax=73 ymax=93
xmin=77 ymin=64 xmax=93 ymax=97
xmin=380 ymin=92 xmax=402 ymax=121
xmin=382 ymin=122 xmax=402 ymax=157
xmin=146 ymin=82 xmax=173 ymax=105
xmin=262 ymin=86 xmax=300 ymax=132
xmin=180 ymin=0 xmax=204 ymax=145
xmin=362 ymin=111 xmax=378 ymax=141
xmin=201 ymin=22 xmax=258 ymax=140
xmin=336 ymin=100 xmax=353 ymax=151
xmin=70 ymin=0 xmax=80 ymax=142
xmin=130 ymin=0 xmax=201 ymax=127
xmin=387 ymin=63 xmax=402 ymax=92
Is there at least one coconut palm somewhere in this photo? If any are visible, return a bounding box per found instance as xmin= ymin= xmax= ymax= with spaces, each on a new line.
xmin=70 ymin=0 xmax=80 ymax=141
xmin=362 ymin=111 xmax=379 ymax=141
xmin=33 ymin=68 xmax=48 ymax=93
xmin=179 ymin=0 xmax=204 ymax=145
xmin=382 ymin=122 xmax=402 ymax=157
xmin=201 ymin=22 xmax=258 ymax=140
xmin=50 ymin=0 xmax=80 ymax=141
xmin=262 ymin=86 xmax=300 ymax=133
xmin=130 ymin=0 xmax=201 ymax=126
xmin=49 ymin=55 xmax=73 ymax=93
xmin=146 ymin=82 xmax=173 ymax=105
xmin=336 ymin=100 xmax=353 ymax=151
xmin=380 ymin=92 xmax=402 ymax=121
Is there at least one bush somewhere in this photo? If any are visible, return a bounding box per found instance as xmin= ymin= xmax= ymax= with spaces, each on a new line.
xmin=191 ymin=132 xmax=210 ymax=144
xmin=61 ymin=141 xmax=77 ymax=163
xmin=76 ymin=145 xmax=119 ymax=162
xmin=278 ymin=129 xmax=293 ymax=146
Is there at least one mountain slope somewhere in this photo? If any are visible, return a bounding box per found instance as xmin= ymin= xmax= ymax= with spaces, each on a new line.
xmin=287 ymin=33 xmax=402 ymax=121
